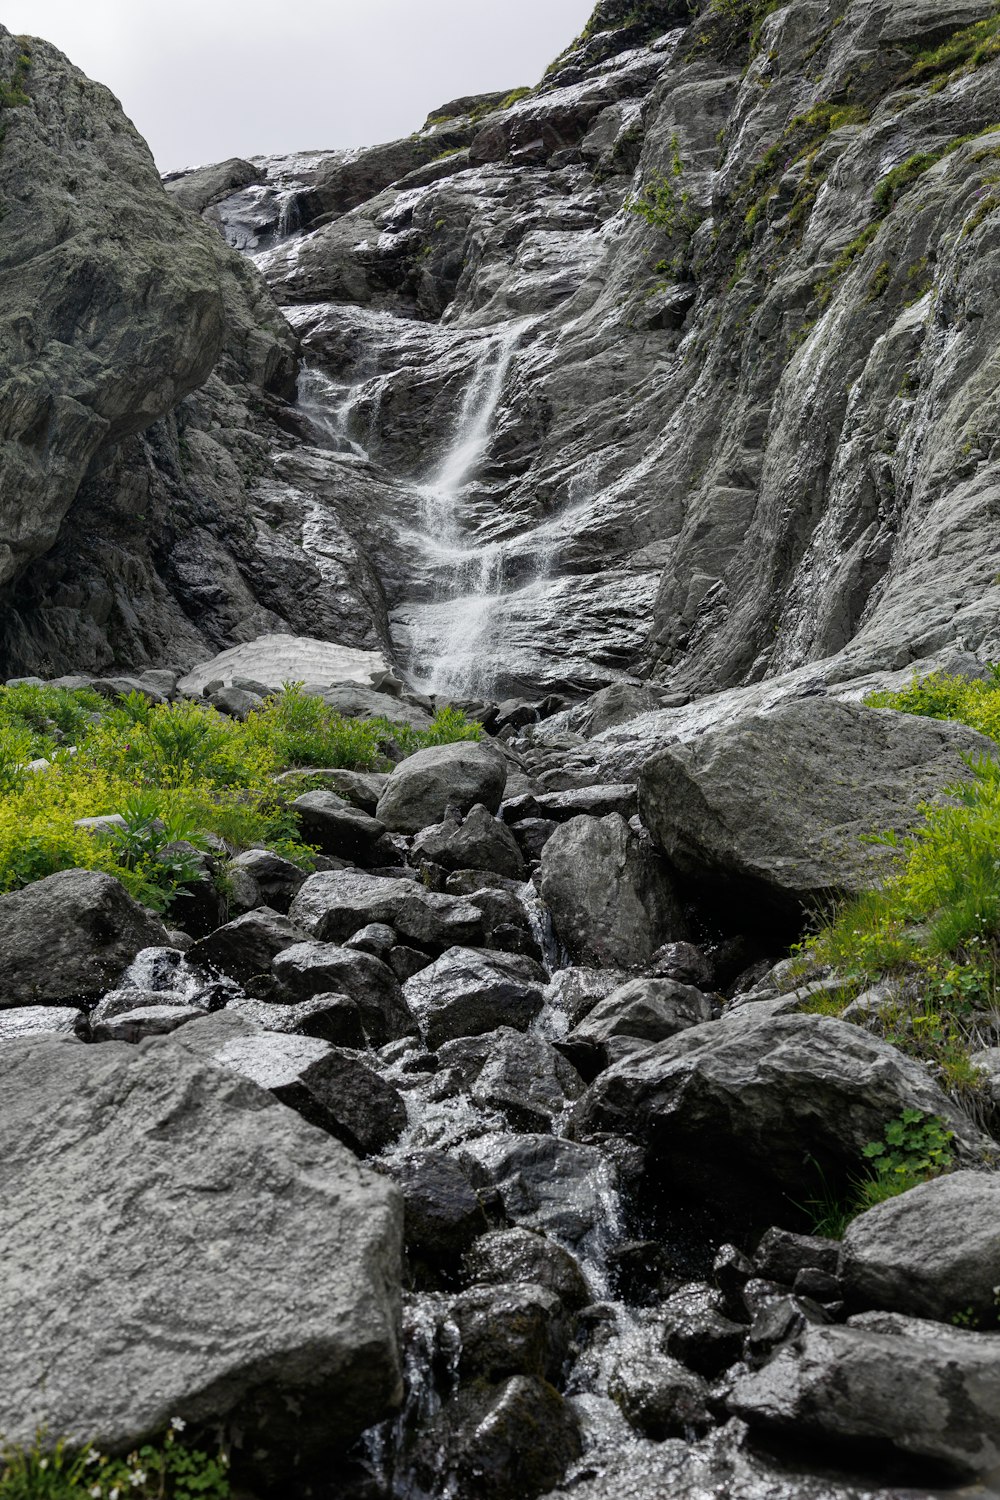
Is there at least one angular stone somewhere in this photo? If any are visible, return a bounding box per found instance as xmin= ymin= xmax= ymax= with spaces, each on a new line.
xmin=227 ymin=991 xmax=366 ymax=1047
xmin=91 ymin=1004 xmax=205 ymax=1042
xmin=187 ymin=907 xmax=304 ymax=984
xmin=403 ymin=947 xmax=546 ymax=1048
xmin=450 ymin=1282 xmax=569 ymax=1383
xmin=561 ymin=977 xmax=714 ymax=1076
xmin=539 ymin=814 xmax=686 ymax=968
xmin=271 ymin=940 xmax=414 ymax=1045
xmin=728 ymin=1314 xmax=1000 ymax=1480
xmin=471 ymin=1028 xmax=585 ymax=1131
xmin=462 ymin=1227 xmax=591 ymax=1312
xmin=376 ymin=742 xmax=508 ymax=834
xmin=571 ymin=1010 xmax=990 ymax=1213
xmin=413 ymin=803 xmax=526 ymax=880
xmin=0 ymin=870 xmax=170 ymax=1007
xmin=291 ymin=790 xmax=396 ymax=867
xmin=289 ymin=868 xmax=484 ymax=950
xmin=0 ymin=1033 xmax=401 ymax=1460
xmin=638 ymin=700 xmax=996 ymax=920
xmin=0 ymin=1006 xmax=87 ymax=1043
xmin=838 ymin=1169 xmax=1000 ymax=1322
xmin=228 ymin=848 xmax=309 ymax=914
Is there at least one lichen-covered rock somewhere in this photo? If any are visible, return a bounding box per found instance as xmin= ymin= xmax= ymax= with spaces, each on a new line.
xmin=0 ymin=1033 xmax=402 ymax=1463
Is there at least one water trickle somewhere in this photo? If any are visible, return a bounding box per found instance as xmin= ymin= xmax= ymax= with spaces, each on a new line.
xmin=297 ymin=365 xmax=371 ymax=457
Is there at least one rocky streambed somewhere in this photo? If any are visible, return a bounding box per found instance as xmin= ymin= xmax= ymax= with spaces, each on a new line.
xmin=2 ymin=669 xmax=1000 ymax=1500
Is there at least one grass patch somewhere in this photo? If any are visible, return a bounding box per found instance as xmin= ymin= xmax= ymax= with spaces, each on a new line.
xmin=0 ymin=684 xmax=481 ymax=913
xmin=907 ymin=8 xmax=1000 ymax=90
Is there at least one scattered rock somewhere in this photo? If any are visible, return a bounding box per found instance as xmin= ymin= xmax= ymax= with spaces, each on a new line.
xmin=838 ymin=1169 xmax=1000 ymax=1322
xmin=289 ymin=868 xmax=484 ymax=950
xmin=187 ymin=907 xmax=304 ymax=984
xmin=560 ymin=977 xmax=714 ymax=1077
xmin=91 ymin=1004 xmax=205 ymax=1042
xmin=376 ymin=742 xmax=508 ymax=834
xmin=539 ymin=814 xmax=686 ymax=968
xmin=462 ymin=1228 xmax=591 ymax=1312
xmin=291 ymin=790 xmax=396 ymax=867
xmin=271 ymin=940 xmax=414 ymax=1045
xmin=0 ymin=871 xmax=170 ymax=1007
xmin=403 ymin=948 xmax=546 ymax=1048
xmin=413 ymin=804 xmax=526 ymax=880
xmin=450 ymin=1282 xmax=569 ymax=1383
xmin=0 ymin=1006 xmax=87 ymax=1043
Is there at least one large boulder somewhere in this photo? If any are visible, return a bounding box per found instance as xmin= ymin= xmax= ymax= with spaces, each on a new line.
xmin=0 ymin=870 xmax=170 ymax=1007
xmin=0 ymin=1033 xmax=402 ymax=1464
xmin=559 ymin=976 xmax=714 ymax=1077
xmin=839 ymin=1169 xmax=1000 ymax=1322
xmin=412 ymin=803 xmax=526 ymax=880
xmin=538 ymin=813 xmax=687 ymax=968
xmin=637 ymin=699 xmax=996 ymax=920
xmin=376 ymin=742 xmax=508 ymax=834
xmin=186 ymin=907 xmax=304 ymax=984
xmin=571 ymin=1009 xmax=990 ymax=1214
xmin=289 ymin=868 xmax=484 ymax=950
xmin=728 ymin=1313 xmax=1000 ymax=1480
xmin=291 ymin=790 xmax=397 ymax=867
xmin=403 ymin=947 xmax=546 ymax=1048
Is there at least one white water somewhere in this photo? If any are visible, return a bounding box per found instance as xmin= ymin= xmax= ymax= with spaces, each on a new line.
xmin=405 ymin=320 xmax=532 ymax=700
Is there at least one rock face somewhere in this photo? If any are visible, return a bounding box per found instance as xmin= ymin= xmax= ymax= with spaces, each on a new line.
xmin=0 ymin=870 xmax=170 ymax=1006
xmin=839 ymin=1169 xmax=1000 ymax=1322
xmin=637 ymin=699 xmax=996 ymax=919
xmin=539 ymin=813 xmax=686 ymax=967
xmin=571 ymin=1009 xmax=990 ymax=1211
xmin=0 ymin=1034 xmax=402 ymax=1462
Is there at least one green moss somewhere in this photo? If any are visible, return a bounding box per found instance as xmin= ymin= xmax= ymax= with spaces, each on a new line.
xmin=866 ymin=258 xmax=892 ymax=301
xmin=814 ymin=222 xmax=881 ymax=306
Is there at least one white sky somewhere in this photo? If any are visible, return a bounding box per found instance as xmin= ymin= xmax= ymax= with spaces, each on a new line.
xmin=4 ymin=0 xmax=596 ymax=172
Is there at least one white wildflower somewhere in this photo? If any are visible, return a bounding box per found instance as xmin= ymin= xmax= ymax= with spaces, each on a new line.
xmin=170 ymin=1416 xmax=186 ymax=1432
xmin=89 ymin=1487 xmax=102 ymax=1498
xmin=85 ymin=1448 xmax=101 ymax=1465
xmin=130 ymin=1471 xmax=146 ymax=1487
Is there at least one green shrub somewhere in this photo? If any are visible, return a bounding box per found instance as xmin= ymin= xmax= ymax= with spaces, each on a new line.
xmin=798 ymin=1111 xmax=956 ymax=1237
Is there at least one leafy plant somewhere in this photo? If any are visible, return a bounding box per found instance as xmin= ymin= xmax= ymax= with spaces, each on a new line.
xmin=0 ymin=1426 xmax=229 ymax=1500
xmin=857 ymin=1109 xmax=955 ymax=1208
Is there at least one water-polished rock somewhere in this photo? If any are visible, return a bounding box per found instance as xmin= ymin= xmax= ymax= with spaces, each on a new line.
xmin=376 ymin=742 xmax=508 ymax=834
xmin=289 ymin=868 xmax=485 ymax=950
xmin=539 ymin=813 xmax=687 ymax=967
xmin=0 ymin=1033 xmax=402 ymax=1463
xmin=0 ymin=870 xmax=170 ymax=1007
xmin=413 ymin=803 xmax=526 ymax=880
xmin=571 ymin=1010 xmax=991 ymax=1214
xmin=403 ymin=947 xmax=546 ymax=1048
xmin=471 ymin=1028 xmax=586 ymax=1131
xmin=271 ymin=940 xmax=414 ymax=1045
xmin=385 ymin=1151 xmax=491 ymax=1268
xmin=609 ymin=1335 xmax=713 ymax=1440
xmin=91 ymin=1003 xmax=205 ymax=1043
xmin=186 ymin=906 xmax=304 ymax=984
xmin=470 ymin=1134 xmax=617 ymax=1248
xmin=449 ymin=1282 xmax=570 ymax=1384
xmin=728 ymin=1313 xmax=1000 ymax=1480
xmin=228 ymin=991 xmax=367 ymax=1046
xmin=462 ymin=1227 xmax=591 ymax=1312
xmin=638 ymin=700 xmax=996 ymax=921
xmin=838 ymin=1169 xmax=1000 ymax=1322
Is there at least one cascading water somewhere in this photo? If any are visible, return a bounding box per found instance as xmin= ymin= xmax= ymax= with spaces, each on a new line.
xmin=404 ymin=319 xmax=535 ymax=700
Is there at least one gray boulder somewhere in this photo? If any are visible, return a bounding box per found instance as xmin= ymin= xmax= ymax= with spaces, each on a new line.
xmin=164 ymin=157 xmax=264 ymax=213
xmin=449 ymin=1282 xmax=569 ymax=1384
xmin=173 ymin=1013 xmax=407 ymax=1156
xmin=0 ymin=1033 xmax=401 ymax=1461
xmin=186 ymin=907 xmax=304 ymax=984
xmin=729 ymin=1313 xmax=1000 ymax=1480
xmin=839 ymin=1169 xmax=1000 ymax=1322
xmin=289 ymin=868 xmax=484 ymax=950
xmin=638 ymin=699 xmax=996 ymax=919
xmin=376 ymin=742 xmax=508 ymax=834
xmin=0 ymin=870 xmax=170 ymax=1006
xmin=572 ymin=1010 xmax=990 ymax=1212
xmin=412 ymin=803 xmax=526 ymax=880
xmin=291 ymin=790 xmax=396 ymax=867
xmin=561 ymin=977 xmax=715 ymax=1076
xmin=227 ymin=848 xmax=309 ymax=914
xmin=470 ymin=1028 xmax=586 ymax=1130
xmin=228 ymin=992 xmax=366 ymax=1046
xmin=539 ymin=813 xmax=687 ymax=967
xmin=271 ymin=940 xmax=414 ymax=1045
xmin=470 ymin=1134 xmax=617 ymax=1247
xmin=543 ymin=967 xmax=629 ymax=1029
xmin=609 ymin=1335 xmax=712 ymax=1440
xmin=503 ymin=784 xmax=638 ymax=825
xmin=403 ymin=947 xmax=546 ymax=1047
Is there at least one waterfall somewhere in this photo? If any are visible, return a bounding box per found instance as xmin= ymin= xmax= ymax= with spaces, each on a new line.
xmin=406 ymin=320 xmax=530 ymax=699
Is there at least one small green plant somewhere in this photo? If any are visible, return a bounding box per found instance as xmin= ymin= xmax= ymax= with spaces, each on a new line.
xmin=856 ymin=1109 xmax=955 ymax=1209
xmin=0 ymin=1425 xmax=229 ymax=1500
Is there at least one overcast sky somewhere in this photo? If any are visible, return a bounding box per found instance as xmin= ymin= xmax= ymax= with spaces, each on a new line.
xmin=4 ymin=0 xmax=596 ymax=172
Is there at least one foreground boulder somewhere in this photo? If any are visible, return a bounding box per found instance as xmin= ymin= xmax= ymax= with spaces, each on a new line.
xmin=729 ymin=1313 xmax=1000 ymax=1480
xmin=376 ymin=742 xmax=508 ymax=834
xmin=0 ymin=870 xmax=170 ymax=1007
xmin=571 ymin=1009 xmax=989 ymax=1213
xmin=839 ymin=1169 xmax=1000 ymax=1322
xmin=539 ymin=813 xmax=686 ymax=968
xmin=0 ymin=1034 xmax=402 ymax=1463
xmin=637 ymin=699 xmax=995 ymax=921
